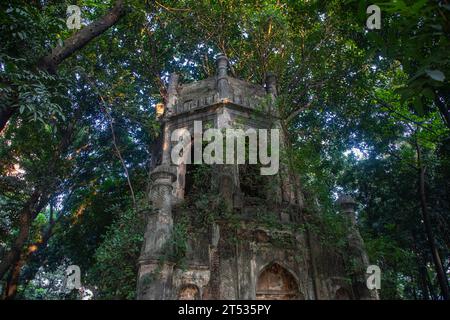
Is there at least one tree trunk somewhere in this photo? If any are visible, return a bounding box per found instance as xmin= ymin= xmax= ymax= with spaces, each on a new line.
xmin=416 ymin=145 xmax=450 ymax=300
xmin=0 ymin=105 xmax=17 ymax=134
xmin=418 ymin=263 xmax=430 ymax=300
xmin=0 ymin=108 xmax=81 ymax=298
xmin=411 ymin=233 xmax=431 ymax=300
xmin=0 ymin=191 xmax=40 ymax=281
xmin=4 ymin=256 xmax=25 ymax=300
xmin=425 ymin=262 xmax=438 ymax=300
xmin=0 ymin=0 xmax=126 ymax=134
xmin=20 ymin=218 xmax=59 ymax=288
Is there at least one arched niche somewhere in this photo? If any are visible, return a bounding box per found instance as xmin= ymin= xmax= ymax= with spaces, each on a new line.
xmin=178 ymin=284 xmax=200 ymax=300
xmin=178 ymin=138 xmax=212 ymax=198
xmin=256 ymin=263 xmax=300 ymax=300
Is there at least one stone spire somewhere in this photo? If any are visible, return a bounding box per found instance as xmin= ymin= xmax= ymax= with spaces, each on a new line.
xmin=137 ymin=164 xmax=177 ymax=299
xmin=337 ymin=195 xmax=378 ymax=300
xmin=337 ymin=194 xmax=357 ymax=225
xmin=265 ymin=72 xmax=277 ymax=97
xmin=265 ymin=72 xmax=278 ymax=117
xmin=216 ymin=54 xmax=231 ymax=101
xmin=160 ymin=73 xmax=179 ymax=165
xmin=166 ymin=72 xmax=179 ymax=115
xmin=137 ymin=87 xmax=178 ymax=298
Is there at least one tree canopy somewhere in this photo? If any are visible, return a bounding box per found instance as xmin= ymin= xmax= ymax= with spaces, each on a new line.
xmin=0 ymin=0 xmax=449 ymax=300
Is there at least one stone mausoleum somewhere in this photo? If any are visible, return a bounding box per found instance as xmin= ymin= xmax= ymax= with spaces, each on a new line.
xmin=136 ymin=55 xmax=377 ymax=300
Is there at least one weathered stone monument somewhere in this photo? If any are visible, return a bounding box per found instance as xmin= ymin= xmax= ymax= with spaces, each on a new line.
xmin=136 ymin=55 xmax=377 ymax=300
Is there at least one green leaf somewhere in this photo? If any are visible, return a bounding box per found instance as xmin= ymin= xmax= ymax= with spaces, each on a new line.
xmin=421 ymin=88 xmax=435 ymax=100
xmin=430 ymin=24 xmax=442 ymax=31
xmin=425 ymin=69 xmax=445 ymax=82
xmin=412 ymin=98 xmax=423 ymax=116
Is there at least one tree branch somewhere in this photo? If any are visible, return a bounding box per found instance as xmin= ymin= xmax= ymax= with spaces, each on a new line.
xmin=285 ymin=101 xmax=313 ymax=124
xmin=38 ymin=0 xmax=126 ymax=74
xmin=83 ymin=74 xmax=137 ymax=209
xmin=0 ymin=0 xmax=127 ymax=133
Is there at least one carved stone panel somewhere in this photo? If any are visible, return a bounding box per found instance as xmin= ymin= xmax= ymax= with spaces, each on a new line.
xmin=256 ymin=263 xmax=299 ymax=300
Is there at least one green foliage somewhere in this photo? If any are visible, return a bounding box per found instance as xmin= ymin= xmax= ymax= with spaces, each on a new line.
xmin=87 ymin=206 xmax=145 ymax=300
xmin=163 ymin=215 xmax=189 ymax=269
xmin=1 ymin=0 xmax=449 ymax=300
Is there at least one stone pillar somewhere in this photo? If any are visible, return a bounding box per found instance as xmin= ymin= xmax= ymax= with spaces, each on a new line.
xmin=265 ymin=72 xmax=296 ymax=205
xmin=161 ymin=73 xmax=178 ymax=165
xmin=216 ymin=54 xmax=231 ymax=101
xmin=338 ymin=195 xmax=358 ymax=227
xmin=161 ymin=120 xmax=172 ymax=166
xmin=166 ymin=73 xmax=179 ymax=115
xmin=137 ymin=164 xmax=177 ymax=299
xmin=265 ymin=72 xmax=277 ymax=116
xmin=337 ymin=195 xmax=378 ymax=300
xmin=216 ymin=62 xmax=240 ymax=209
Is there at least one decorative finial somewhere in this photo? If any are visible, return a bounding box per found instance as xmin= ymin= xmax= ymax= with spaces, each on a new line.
xmin=216 ymin=54 xmax=231 ymax=101
xmin=216 ymin=54 xmax=229 ymax=77
xmin=265 ymin=72 xmax=277 ymax=96
xmin=168 ymin=72 xmax=179 ymax=87
xmin=337 ymin=194 xmax=357 ymax=225
xmin=166 ymin=72 xmax=179 ymax=115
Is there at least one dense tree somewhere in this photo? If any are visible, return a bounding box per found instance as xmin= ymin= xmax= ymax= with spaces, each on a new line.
xmin=0 ymin=0 xmax=449 ymax=299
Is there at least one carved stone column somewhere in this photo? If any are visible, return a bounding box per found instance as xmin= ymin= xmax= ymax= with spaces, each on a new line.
xmin=216 ymin=56 xmax=241 ymax=210
xmin=161 ymin=73 xmax=178 ymax=165
xmin=166 ymin=72 xmax=179 ymax=114
xmin=265 ymin=73 xmax=296 ymax=205
xmin=265 ymin=72 xmax=278 ymax=116
xmin=338 ymin=195 xmax=378 ymax=300
xmin=216 ymin=54 xmax=231 ymax=101
xmin=137 ymin=164 xmax=177 ymax=299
